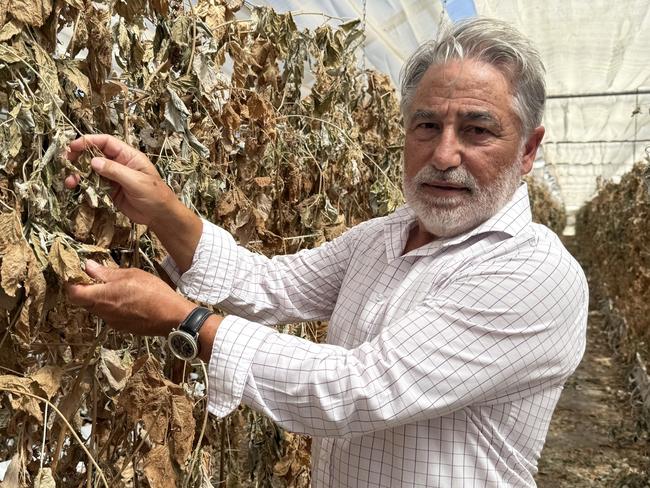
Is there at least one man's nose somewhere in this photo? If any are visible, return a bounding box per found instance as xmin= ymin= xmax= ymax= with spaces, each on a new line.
xmin=430 ymin=128 xmax=462 ymax=171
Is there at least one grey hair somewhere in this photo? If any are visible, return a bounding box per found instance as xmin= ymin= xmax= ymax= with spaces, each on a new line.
xmin=399 ymin=17 xmax=546 ymax=137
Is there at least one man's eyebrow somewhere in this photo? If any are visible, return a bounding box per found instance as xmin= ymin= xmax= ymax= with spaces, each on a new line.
xmin=409 ymin=109 xmax=439 ymax=122
xmin=460 ymin=110 xmax=502 ymax=128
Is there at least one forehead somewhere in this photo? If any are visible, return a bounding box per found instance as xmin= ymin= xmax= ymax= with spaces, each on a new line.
xmin=412 ymin=59 xmax=515 ymax=115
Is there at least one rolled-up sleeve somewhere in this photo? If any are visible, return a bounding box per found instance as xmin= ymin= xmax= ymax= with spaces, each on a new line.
xmin=164 ymin=218 xmax=367 ymax=324
xmin=162 ymin=219 xmax=239 ymax=304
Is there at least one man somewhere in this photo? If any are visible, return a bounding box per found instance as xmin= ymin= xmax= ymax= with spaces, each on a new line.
xmin=66 ymin=18 xmax=588 ymax=487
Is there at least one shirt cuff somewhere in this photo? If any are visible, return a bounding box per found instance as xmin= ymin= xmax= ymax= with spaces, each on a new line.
xmin=161 ymin=218 xmax=238 ymax=304
xmin=206 ymin=315 xmax=276 ymax=418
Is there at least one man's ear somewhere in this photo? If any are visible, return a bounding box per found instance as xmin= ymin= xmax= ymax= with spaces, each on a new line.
xmin=520 ymin=126 xmax=545 ymax=175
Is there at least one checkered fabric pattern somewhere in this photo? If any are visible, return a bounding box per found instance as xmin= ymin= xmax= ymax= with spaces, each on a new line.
xmin=163 ymin=183 xmax=588 ymax=487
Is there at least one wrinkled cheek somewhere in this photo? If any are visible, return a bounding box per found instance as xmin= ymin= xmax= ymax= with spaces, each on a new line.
xmin=403 ymin=143 xmax=429 ymax=180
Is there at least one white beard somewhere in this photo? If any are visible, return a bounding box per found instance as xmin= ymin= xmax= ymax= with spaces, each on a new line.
xmin=402 ymin=159 xmax=522 ymax=238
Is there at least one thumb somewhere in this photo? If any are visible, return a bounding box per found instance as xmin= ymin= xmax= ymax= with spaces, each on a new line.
xmin=91 ymin=157 xmax=142 ymax=192
xmin=84 ymin=259 xmax=120 ymax=283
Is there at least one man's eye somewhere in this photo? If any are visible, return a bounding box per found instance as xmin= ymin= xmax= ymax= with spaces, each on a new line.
xmin=468 ymin=126 xmax=491 ymax=136
xmin=416 ymin=123 xmax=438 ymax=130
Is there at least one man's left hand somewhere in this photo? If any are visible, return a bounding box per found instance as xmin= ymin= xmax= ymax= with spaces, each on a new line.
xmin=66 ymin=260 xmax=196 ymax=337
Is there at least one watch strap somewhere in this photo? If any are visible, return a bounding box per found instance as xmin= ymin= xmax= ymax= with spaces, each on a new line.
xmin=179 ymin=306 xmax=213 ymax=337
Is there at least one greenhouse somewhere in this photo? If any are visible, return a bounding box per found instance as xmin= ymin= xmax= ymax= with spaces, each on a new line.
xmin=0 ymin=0 xmax=648 ymax=486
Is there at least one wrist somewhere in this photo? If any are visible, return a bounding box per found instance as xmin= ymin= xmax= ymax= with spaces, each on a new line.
xmin=150 ymin=198 xmax=203 ymax=273
xmin=198 ymin=315 xmax=221 ymax=363
xmin=148 ymin=190 xmax=186 ymax=235
xmin=164 ymin=298 xmax=196 ymax=335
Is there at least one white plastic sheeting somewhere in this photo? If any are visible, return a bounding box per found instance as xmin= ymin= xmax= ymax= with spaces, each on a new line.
xmin=251 ymin=0 xmax=650 ymax=223
xmin=475 ymin=0 xmax=650 ymax=223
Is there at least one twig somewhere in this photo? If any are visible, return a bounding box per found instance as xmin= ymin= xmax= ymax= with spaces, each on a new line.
xmin=40 ymin=402 xmax=48 ymax=472
xmin=0 ymin=387 xmax=110 ymax=488
xmin=52 ymin=328 xmax=108 ymax=472
xmin=184 ymin=361 xmax=210 ymax=487
xmin=219 ymin=417 xmax=226 ymax=486
xmin=66 ymin=10 xmax=83 ymax=56
xmin=123 ymin=91 xmax=129 ymax=143
xmin=292 ymin=11 xmax=349 ymax=21
xmin=0 ymin=298 xmax=25 ymax=352
xmin=87 ymin=373 xmax=98 ymax=487
xmin=186 ymin=6 xmax=198 ymax=77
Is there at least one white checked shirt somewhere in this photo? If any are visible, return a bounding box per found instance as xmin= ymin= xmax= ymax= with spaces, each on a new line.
xmin=163 ymin=183 xmax=588 ymax=487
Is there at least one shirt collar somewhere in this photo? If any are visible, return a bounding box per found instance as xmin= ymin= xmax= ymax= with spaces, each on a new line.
xmin=384 ymin=182 xmax=533 ymax=261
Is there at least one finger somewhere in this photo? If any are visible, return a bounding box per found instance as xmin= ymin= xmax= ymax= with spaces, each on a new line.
xmin=69 ymin=134 xmax=126 ymax=159
xmin=84 ymin=259 xmax=125 ymax=283
xmin=90 ymin=157 xmax=149 ymax=194
xmin=64 ymin=174 xmax=81 ymax=189
xmin=67 ymin=135 xmax=110 ymax=162
xmin=69 ymin=135 xmax=152 ymax=173
xmin=65 ymin=282 xmax=102 ymax=309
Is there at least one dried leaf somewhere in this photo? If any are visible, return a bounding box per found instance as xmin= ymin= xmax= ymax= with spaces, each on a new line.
xmin=0 ymin=374 xmax=42 ymax=422
xmin=194 ymin=1 xmax=226 ymax=41
xmin=164 ymin=87 xmax=190 ymax=133
xmin=1 ymin=242 xmax=28 ymax=297
xmin=0 ymin=43 xmax=25 ymax=64
xmin=61 ymin=0 xmax=83 ymax=9
xmin=29 ymin=365 xmax=63 ymax=400
xmin=118 ymin=356 xmax=170 ymax=444
xmin=8 ymin=0 xmax=52 ymax=28
xmin=247 ymin=92 xmax=273 ymax=121
xmin=92 ymin=208 xmax=117 ymax=248
xmin=48 ymin=237 xmax=92 ymax=284
xmin=273 ymin=457 xmax=291 ymax=477
xmin=25 ymin=255 xmax=46 ymax=321
xmin=0 ymin=211 xmax=22 ymax=250
xmin=170 ymin=390 xmax=195 ymax=466
xmin=71 ymin=203 xmax=95 ymax=241
xmin=114 ymin=0 xmax=146 ymax=23
xmin=149 ymin=0 xmax=168 ymax=17
xmin=143 ymin=445 xmax=178 ymax=488
xmin=55 ymin=366 xmax=92 ymax=432
xmin=33 ymin=467 xmax=56 ymax=488
xmin=0 ymin=451 xmax=27 ymax=488
xmin=254 ymin=176 xmax=272 ymax=188
xmin=31 ymin=42 xmax=59 ymax=95
xmin=7 ymin=120 xmax=21 ymax=157
xmin=99 ymin=348 xmax=132 ymax=392
xmin=0 ymin=19 xmax=21 ymax=42
xmin=224 ymin=0 xmax=243 ymax=11
xmin=86 ymin=3 xmax=112 ymax=93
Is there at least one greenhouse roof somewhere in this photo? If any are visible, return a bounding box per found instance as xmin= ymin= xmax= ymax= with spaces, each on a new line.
xmin=250 ymin=0 xmax=650 ymax=222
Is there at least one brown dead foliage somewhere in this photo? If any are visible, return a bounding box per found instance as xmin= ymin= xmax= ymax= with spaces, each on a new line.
xmin=524 ymin=175 xmax=567 ymax=235
xmin=574 ymin=159 xmax=650 ymax=451
xmin=575 ymin=161 xmax=650 ymax=353
xmin=0 ymin=0 xmax=403 ymax=486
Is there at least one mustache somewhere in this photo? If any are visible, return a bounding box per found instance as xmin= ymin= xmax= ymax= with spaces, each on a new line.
xmin=412 ymin=166 xmax=478 ymax=192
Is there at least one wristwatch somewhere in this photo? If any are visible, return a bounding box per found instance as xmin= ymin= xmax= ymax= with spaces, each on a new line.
xmin=167 ymin=306 xmax=214 ymax=361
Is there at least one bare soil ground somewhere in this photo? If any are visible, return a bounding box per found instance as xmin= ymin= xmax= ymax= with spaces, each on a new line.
xmin=535 ymin=310 xmax=650 ymax=487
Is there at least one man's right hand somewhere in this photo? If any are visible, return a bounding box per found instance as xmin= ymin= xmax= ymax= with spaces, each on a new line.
xmin=65 ymin=134 xmax=177 ymax=230
xmin=65 ymin=134 xmax=203 ymax=273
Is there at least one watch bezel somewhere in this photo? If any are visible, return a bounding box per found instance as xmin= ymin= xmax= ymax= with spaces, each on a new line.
xmin=168 ymin=328 xmax=199 ymax=361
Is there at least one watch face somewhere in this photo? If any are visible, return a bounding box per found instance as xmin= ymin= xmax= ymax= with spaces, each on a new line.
xmin=168 ymin=330 xmax=198 ymax=361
